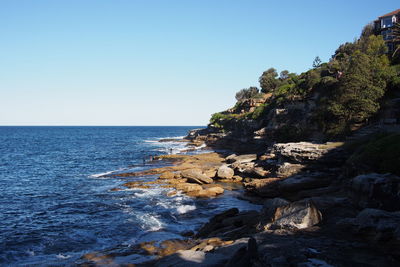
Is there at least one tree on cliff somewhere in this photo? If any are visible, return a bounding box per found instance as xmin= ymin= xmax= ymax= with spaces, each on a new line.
xmin=235 ymin=87 xmax=259 ymax=102
xmin=259 ymin=68 xmax=279 ymax=93
xmin=312 ymin=56 xmax=322 ymax=68
xmin=392 ymin=22 xmax=400 ymax=62
xmin=322 ymin=35 xmax=393 ymax=135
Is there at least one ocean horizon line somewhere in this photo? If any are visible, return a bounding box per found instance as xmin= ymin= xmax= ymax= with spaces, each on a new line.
xmin=0 ymin=125 xmax=205 ymax=127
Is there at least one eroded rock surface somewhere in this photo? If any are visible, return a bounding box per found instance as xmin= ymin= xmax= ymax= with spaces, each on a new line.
xmin=272 ymin=142 xmax=332 ymax=162
xmin=351 ymin=173 xmax=400 ymax=211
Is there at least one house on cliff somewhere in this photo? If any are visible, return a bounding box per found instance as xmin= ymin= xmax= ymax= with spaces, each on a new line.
xmin=374 ymin=9 xmax=400 ymax=53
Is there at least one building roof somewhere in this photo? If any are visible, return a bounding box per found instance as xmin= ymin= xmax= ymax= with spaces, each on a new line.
xmin=379 ymin=9 xmax=400 ymax=18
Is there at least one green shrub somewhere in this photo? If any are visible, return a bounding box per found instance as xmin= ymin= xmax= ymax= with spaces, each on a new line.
xmin=348 ymin=133 xmax=400 ymax=175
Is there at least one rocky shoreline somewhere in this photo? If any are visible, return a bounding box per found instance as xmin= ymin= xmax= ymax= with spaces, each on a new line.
xmin=79 ymin=130 xmax=400 ymax=267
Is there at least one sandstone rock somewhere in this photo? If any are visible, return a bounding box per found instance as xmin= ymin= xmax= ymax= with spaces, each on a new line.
xmin=110 ymin=188 xmax=122 ymax=191
xmin=154 ymin=249 xmax=230 ymax=267
xmin=225 ymin=154 xmax=238 ymax=163
xmin=226 ymin=154 xmax=257 ymax=164
xmin=166 ymin=178 xmax=187 ymax=184
xmin=251 ymin=167 xmax=270 ymax=177
xmin=181 ymin=169 xmax=213 ymax=184
xmin=175 ymin=183 xmax=203 ymax=193
xmin=264 ymin=200 xmax=322 ymax=230
xmin=351 ymin=173 xmax=400 ymax=211
xmin=174 ymin=172 xmax=182 ymax=178
xmin=203 ymin=169 xmax=217 ymax=178
xmin=259 ymin=153 xmax=276 ymax=161
xmin=276 ymin=162 xmax=304 ymax=178
xmin=217 ymin=164 xmax=234 ymax=179
xmin=231 ymin=161 xmax=269 ymax=178
xmin=244 ymin=178 xmax=281 ymax=197
xmin=159 ymin=172 xmax=175 ymax=179
xmin=122 ymin=181 xmax=151 ymax=189
xmin=232 ymin=175 xmax=243 ymax=182
xmin=232 ymin=161 xmax=256 ymax=172
xmin=187 ymin=186 xmax=224 ymax=198
xmin=272 ymin=142 xmax=329 ymax=163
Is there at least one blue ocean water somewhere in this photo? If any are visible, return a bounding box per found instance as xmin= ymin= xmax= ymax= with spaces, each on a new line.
xmin=0 ymin=126 xmax=259 ymax=266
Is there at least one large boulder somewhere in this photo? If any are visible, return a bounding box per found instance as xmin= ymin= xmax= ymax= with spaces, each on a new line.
xmin=181 ymin=169 xmax=213 ymax=184
xmin=188 ymin=186 xmax=224 ymax=198
xmin=175 ymin=183 xmax=203 ymax=193
xmin=351 ymin=173 xmax=400 ymax=211
xmin=272 ymin=142 xmax=330 ymax=163
xmin=217 ymin=164 xmax=234 ymax=179
xmin=262 ymin=199 xmax=322 ymax=230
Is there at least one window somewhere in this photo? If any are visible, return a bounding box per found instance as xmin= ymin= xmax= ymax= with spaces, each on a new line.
xmin=381 ymin=17 xmax=393 ymax=28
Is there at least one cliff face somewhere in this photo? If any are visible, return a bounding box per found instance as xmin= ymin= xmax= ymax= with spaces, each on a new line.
xmin=193 ymin=89 xmax=322 ymax=153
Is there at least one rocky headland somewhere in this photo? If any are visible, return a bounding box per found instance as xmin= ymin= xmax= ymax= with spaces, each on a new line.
xmin=78 ymin=130 xmax=400 ymax=266
xmin=80 ymin=21 xmax=400 ymax=266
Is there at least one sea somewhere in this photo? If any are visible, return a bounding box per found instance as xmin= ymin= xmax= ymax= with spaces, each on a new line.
xmin=0 ymin=126 xmax=260 ymax=266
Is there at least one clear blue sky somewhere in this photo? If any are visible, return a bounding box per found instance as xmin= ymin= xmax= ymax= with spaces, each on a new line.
xmin=0 ymin=0 xmax=398 ymax=126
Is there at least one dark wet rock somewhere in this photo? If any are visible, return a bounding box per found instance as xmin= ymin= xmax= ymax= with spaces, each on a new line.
xmin=338 ymin=208 xmax=400 ymax=244
xmin=196 ymin=209 xmax=260 ymax=239
xmin=261 ymin=198 xmax=290 ymax=219
xmin=244 ymin=178 xmax=281 ymax=197
xmin=181 ymin=169 xmax=213 ymax=184
xmin=278 ymin=172 xmax=333 ymax=193
xmin=245 ymin=171 xmax=333 ymax=198
xmin=261 ymin=199 xmax=322 ymax=230
xmin=225 ymin=237 xmax=259 ymax=267
xmin=153 ymin=238 xmax=250 ymax=267
xmin=217 ymin=164 xmax=235 ymax=179
xmin=350 ymin=173 xmax=400 ymax=211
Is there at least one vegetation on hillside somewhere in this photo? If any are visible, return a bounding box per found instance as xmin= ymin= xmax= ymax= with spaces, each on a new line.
xmin=209 ymin=23 xmax=400 ymax=139
xmin=347 ymin=133 xmax=400 ymax=176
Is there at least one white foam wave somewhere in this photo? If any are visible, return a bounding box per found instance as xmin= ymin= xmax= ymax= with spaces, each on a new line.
xmin=89 ymin=167 xmax=133 ymax=178
xmin=144 ymin=140 xmax=159 ymax=143
xmin=176 ymin=205 xmax=196 ymax=214
xmin=90 ymin=170 xmax=115 ymax=178
xmin=56 ymin=254 xmax=71 ymax=259
xmin=196 ymin=143 xmax=207 ymax=149
xmin=139 ymin=213 xmax=163 ymax=231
